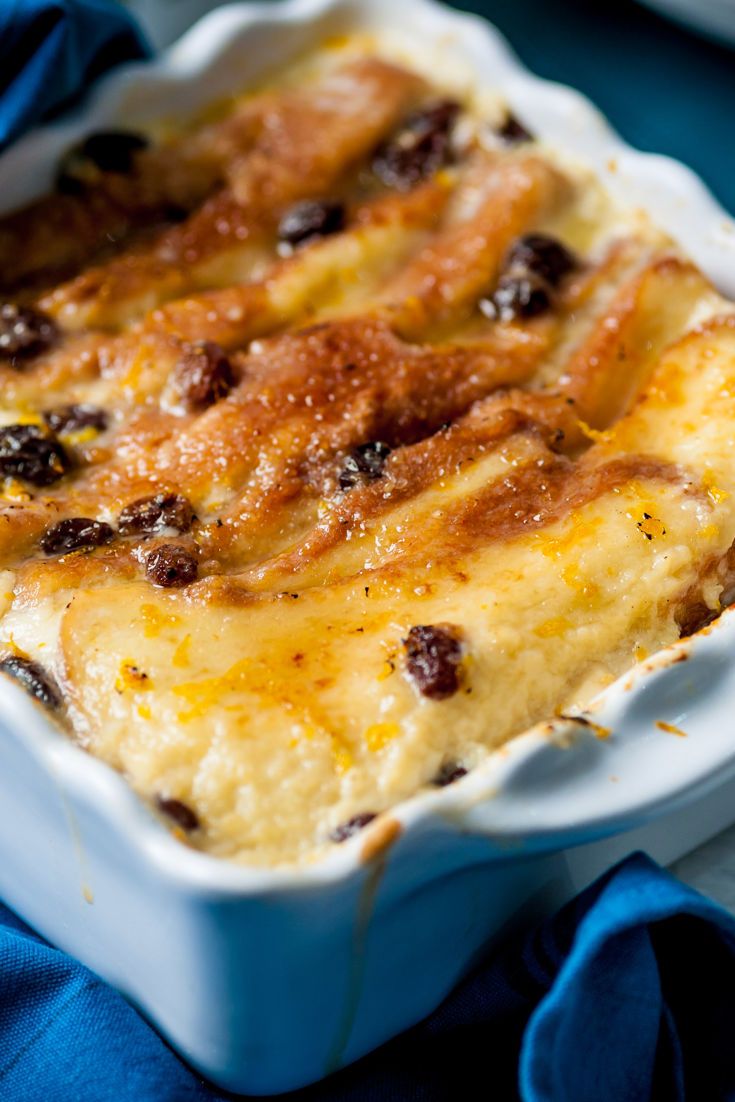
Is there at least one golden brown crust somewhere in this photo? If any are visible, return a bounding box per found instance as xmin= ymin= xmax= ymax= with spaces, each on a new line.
xmin=36 ymin=59 xmax=425 ymax=329
xmin=0 ymin=46 xmax=733 ymax=866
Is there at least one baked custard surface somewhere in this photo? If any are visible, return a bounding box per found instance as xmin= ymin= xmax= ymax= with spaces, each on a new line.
xmin=0 ymin=39 xmax=733 ymax=865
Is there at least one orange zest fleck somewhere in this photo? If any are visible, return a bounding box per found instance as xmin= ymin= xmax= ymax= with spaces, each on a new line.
xmin=656 ymin=720 xmax=687 ymax=738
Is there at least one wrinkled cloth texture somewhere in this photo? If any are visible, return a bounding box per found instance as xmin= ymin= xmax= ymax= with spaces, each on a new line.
xmin=2 ymin=853 xmax=735 ymax=1101
xmin=0 ymin=0 xmax=149 ymax=150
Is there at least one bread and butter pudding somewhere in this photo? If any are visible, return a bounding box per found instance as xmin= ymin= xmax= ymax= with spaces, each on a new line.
xmin=0 ymin=37 xmax=733 ymax=866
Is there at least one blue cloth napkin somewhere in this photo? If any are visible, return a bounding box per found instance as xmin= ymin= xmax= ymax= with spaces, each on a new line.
xmin=2 ymin=852 xmax=735 ymax=1101
xmin=0 ymin=0 xmax=149 ymax=151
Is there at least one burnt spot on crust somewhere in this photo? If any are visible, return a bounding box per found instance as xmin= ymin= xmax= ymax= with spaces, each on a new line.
xmin=173 ymin=340 xmax=235 ymax=410
xmin=118 ymin=493 xmax=194 ymax=536
xmin=278 ymin=200 xmax=346 ymax=247
xmin=403 ymin=624 xmax=463 ymax=699
xmin=0 ymin=654 xmax=61 ymax=710
xmin=145 ymin=543 xmax=199 ymax=588
xmin=431 ymin=760 xmax=468 ymax=786
xmin=155 ymin=794 xmax=200 ymax=832
xmin=0 ymin=424 xmax=69 ymax=486
xmin=497 ymin=111 xmax=533 ymax=145
xmin=372 ymin=99 xmax=460 ymax=190
xmin=0 ymin=304 xmax=58 ymax=363
xmin=480 ymin=233 xmax=578 ymax=323
xmin=338 ymin=441 xmax=392 ymax=490
xmin=329 ymin=812 xmax=377 ymax=842
xmin=56 ymin=130 xmax=149 ymax=193
xmin=43 ymin=403 xmax=108 ymax=435
xmin=41 ymin=517 xmax=115 ymax=556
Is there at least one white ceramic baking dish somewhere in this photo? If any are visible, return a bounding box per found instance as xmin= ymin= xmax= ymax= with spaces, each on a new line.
xmin=638 ymin=0 xmax=735 ymax=46
xmin=2 ymin=0 xmax=735 ymax=1093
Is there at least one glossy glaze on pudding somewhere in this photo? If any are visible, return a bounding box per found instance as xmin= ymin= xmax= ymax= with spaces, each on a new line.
xmin=0 ymin=40 xmax=732 ymax=866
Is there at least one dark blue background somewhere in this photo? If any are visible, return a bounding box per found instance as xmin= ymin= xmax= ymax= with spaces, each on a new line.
xmin=455 ymin=0 xmax=735 ymax=214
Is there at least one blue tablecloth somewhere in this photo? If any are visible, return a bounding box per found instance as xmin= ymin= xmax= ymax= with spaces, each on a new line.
xmin=4 ymin=853 xmax=735 ymax=1101
xmin=475 ymin=0 xmax=735 ymax=214
xmin=2 ymin=2 xmax=735 ymax=1100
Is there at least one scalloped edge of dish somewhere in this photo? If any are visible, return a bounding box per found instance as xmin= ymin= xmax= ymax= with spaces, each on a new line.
xmin=638 ymin=0 xmax=735 ymax=47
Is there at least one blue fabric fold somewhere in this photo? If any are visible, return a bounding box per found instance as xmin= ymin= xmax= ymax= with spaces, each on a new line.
xmin=2 ymin=852 xmax=735 ymax=1101
xmin=518 ymin=853 xmax=735 ymax=1101
xmin=0 ymin=0 xmax=149 ymax=151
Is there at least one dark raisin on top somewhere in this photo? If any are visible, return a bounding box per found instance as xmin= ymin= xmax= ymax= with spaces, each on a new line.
xmin=480 ymin=233 xmax=578 ymax=323
xmin=0 ymin=654 xmax=61 ymax=710
xmin=0 ymin=304 xmax=58 ymax=363
xmin=278 ymin=200 xmax=346 ymax=247
xmin=0 ymin=424 xmax=69 ymax=486
xmin=432 ymin=761 xmax=468 ymax=787
xmin=81 ymin=130 xmax=149 ymax=171
xmin=155 ymin=795 xmax=200 ymax=832
xmin=173 ymin=341 xmax=235 ymax=410
xmin=505 ymin=234 xmax=577 ymax=288
xmin=497 ymin=112 xmax=533 ymax=145
xmin=163 ymin=204 xmax=190 ymax=224
xmin=41 ymin=517 xmax=115 ymax=556
xmin=486 ymin=272 xmax=552 ymax=323
xmin=145 ymin=543 xmax=199 ymax=588
xmin=56 ymin=130 xmax=149 ymax=193
xmin=56 ymin=171 xmax=86 ymax=198
xmin=372 ymin=99 xmax=460 ymax=191
xmin=329 ymin=812 xmax=377 ymax=843
xmin=43 ymin=403 xmax=108 ymax=435
xmin=118 ymin=493 xmax=194 ymax=536
xmin=403 ymin=624 xmax=463 ymax=700
xmin=338 ymin=441 xmax=392 ymax=491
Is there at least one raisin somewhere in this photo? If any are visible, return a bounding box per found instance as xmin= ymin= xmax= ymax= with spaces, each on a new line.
xmin=404 ymin=624 xmax=463 ymax=700
xmin=372 ymin=99 xmax=460 ymax=190
xmin=155 ymin=795 xmax=200 ymax=832
xmin=480 ymin=233 xmax=578 ymax=323
xmin=0 ymin=304 xmax=58 ymax=363
xmin=163 ymin=204 xmax=189 ymax=224
xmin=432 ymin=761 xmax=468 ymax=787
xmin=173 ymin=341 xmax=235 ymax=410
xmin=497 ymin=112 xmax=533 ymax=144
xmin=329 ymin=812 xmax=377 ymax=843
xmin=118 ymin=493 xmax=193 ymax=536
xmin=0 ymin=654 xmax=61 ymax=709
xmin=677 ymin=601 xmax=719 ymax=638
xmin=145 ymin=543 xmax=198 ymax=588
xmin=0 ymin=424 xmax=69 ymax=486
xmin=55 ymin=172 xmax=87 ymax=198
xmin=57 ymin=130 xmax=149 ymax=192
xmin=41 ymin=517 xmax=114 ymax=555
xmin=43 ymin=403 xmax=108 ymax=435
xmin=505 ymin=234 xmax=577 ymax=287
xmin=278 ymin=200 xmax=346 ymax=247
xmin=338 ymin=441 xmax=392 ymax=490
xmin=489 ymin=272 xmax=553 ymax=322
